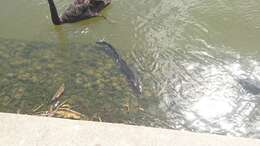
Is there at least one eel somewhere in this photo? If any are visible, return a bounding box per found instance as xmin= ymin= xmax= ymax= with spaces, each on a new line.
xmin=238 ymin=77 xmax=260 ymax=95
xmin=96 ymin=41 xmax=142 ymax=96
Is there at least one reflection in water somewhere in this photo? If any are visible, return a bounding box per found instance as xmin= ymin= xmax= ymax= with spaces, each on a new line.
xmin=0 ymin=0 xmax=260 ymax=139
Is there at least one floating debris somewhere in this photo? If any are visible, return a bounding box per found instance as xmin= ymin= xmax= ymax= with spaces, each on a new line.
xmin=36 ymin=84 xmax=86 ymax=120
xmin=51 ymin=83 xmax=65 ymax=102
xmin=53 ymin=104 xmax=84 ymax=120
xmin=32 ymin=104 xmax=44 ymax=112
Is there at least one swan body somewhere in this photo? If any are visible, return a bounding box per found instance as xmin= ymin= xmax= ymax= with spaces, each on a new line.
xmin=47 ymin=0 xmax=111 ymax=25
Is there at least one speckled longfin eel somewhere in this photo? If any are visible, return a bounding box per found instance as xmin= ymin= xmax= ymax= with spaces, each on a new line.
xmin=96 ymin=41 xmax=142 ymax=96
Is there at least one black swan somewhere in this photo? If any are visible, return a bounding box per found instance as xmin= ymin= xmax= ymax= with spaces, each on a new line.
xmin=47 ymin=0 xmax=111 ymax=25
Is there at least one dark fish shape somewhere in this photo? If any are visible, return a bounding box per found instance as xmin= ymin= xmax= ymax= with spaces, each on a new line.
xmin=238 ymin=77 xmax=260 ymax=95
xmin=47 ymin=0 xmax=111 ymax=25
xmin=96 ymin=41 xmax=142 ymax=96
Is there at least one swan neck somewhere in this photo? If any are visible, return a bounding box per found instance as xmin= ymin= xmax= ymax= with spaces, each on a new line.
xmin=47 ymin=0 xmax=62 ymax=25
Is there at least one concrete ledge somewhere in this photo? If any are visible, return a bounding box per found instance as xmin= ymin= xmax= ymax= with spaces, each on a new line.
xmin=0 ymin=112 xmax=259 ymax=146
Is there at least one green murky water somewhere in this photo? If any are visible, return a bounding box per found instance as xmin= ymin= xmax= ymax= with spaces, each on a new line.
xmin=0 ymin=0 xmax=260 ymax=138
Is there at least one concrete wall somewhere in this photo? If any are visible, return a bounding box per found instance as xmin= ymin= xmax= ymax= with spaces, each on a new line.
xmin=0 ymin=112 xmax=259 ymax=146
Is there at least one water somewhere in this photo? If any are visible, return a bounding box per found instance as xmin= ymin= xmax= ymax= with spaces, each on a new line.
xmin=0 ymin=0 xmax=260 ymax=138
